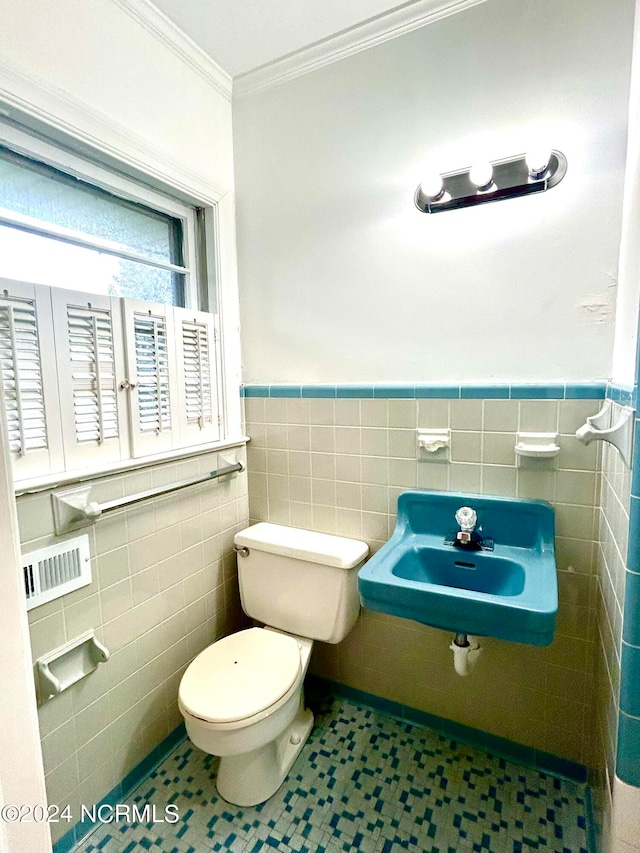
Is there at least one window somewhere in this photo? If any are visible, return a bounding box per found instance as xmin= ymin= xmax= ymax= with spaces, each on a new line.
xmin=0 ymin=147 xmax=190 ymax=306
xmin=0 ymin=134 xmax=223 ymax=486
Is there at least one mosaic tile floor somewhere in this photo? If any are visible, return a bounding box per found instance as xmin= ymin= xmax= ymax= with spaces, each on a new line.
xmin=78 ymin=696 xmax=590 ymax=853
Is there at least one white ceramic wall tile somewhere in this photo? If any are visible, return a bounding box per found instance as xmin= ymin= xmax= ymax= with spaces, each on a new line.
xmin=247 ymin=397 xmax=603 ymax=768
xmin=591 ymin=402 xmax=632 ymax=846
xmin=482 ymin=432 xmax=516 ymax=465
xmin=96 ymin=545 xmax=130 ymax=589
xmin=361 ymin=428 xmax=389 ymax=457
xmin=417 ymin=399 xmax=449 ymax=428
xmin=389 ymin=400 xmax=417 ymax=429
xmin=481 ymin=465 xmax=517 ymax=497
xmin=450 ymin=399 xmax=483 ymax=431
xmin=40 ymin=718 xmax=76 ymax=775
xmin=287 ymin=424 xmax=310 ymax=451
xmin=483 ymin=400 xmax=519 ymax=432
xmin=16 ymin=447 xmax=248 ymax=827
xmin=285 ymin=398 xmax=309 ymax=424
xmin=361 ymin=456 xmax=388 ymax=485
xmin=64 ymin=593 xmax=102 ymax=639
xmin=449 ymin=462 xmax=482 ymax=493
xmin=450 ymin=431 xmax=482 ymax=463
xmin=332 ymin=454 xmax=360 ymax=485
xmin=518 ymin=400 xmax=559 ymax=432
xmin=361 ymin=399 xmax=388 ymax=427
xmin=388 ymin=429 xmax=415 ymax=459
xmin=307 ymin=399 xmax=335 ymax=425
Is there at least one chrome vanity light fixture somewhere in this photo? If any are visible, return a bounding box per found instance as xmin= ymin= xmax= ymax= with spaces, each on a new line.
xmin=415 ymin=149 xmax=567 ymax=214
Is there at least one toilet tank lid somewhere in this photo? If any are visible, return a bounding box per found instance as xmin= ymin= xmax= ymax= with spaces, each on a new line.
xmin=234 ymin=523 xmax=369 ymax=569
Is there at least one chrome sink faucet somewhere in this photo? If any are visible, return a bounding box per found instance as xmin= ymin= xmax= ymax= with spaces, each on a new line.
xmin=453 ymin=506 xmax=481 ymax=550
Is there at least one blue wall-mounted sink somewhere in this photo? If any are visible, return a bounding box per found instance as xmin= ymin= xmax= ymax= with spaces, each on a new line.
xmin=358 ymin=491 xmax=558 ymax=646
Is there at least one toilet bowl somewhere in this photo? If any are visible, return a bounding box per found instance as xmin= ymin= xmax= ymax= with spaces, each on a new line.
xmin=178 ymin=522 xmax=368 ymax=807
xmin=179 ymin=627 xmax=314 ymax=806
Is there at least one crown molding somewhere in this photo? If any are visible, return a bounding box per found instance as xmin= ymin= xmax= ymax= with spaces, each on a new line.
xmin=0 ymin=60 xmax=227 ymax=205
xmin=111 ymin=0 xmax=232 ymax=101
xmin=234 ymin=0 xmax=488 ymax=99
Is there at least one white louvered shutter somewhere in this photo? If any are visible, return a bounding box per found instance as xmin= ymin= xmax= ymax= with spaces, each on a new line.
xmin=0 ymin=278 xmax=63 ymax=480
xmin=174 ymin=308 xmax=221 ymax=446
xmin=122 ymin=299 xmax=179 ymax=457
xmin=52 ymin=288 xmax=127 ymax=467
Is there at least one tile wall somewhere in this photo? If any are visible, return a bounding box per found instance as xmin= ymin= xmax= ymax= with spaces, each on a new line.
xmin=17 ymin=447 xmax=249 ymax=846
xmin=593 ymin=405 xmax=631 ymax=839
xmin=245 ymin=394 xmax=603 ymax=767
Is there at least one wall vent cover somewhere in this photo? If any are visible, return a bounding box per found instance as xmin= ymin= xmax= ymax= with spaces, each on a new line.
xmin=22 ymin=534 xmax=91 ymax=611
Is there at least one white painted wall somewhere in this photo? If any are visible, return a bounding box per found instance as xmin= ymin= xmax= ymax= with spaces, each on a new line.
xmin=0 ymin=0 xmax=234 ymax=202
xmin=612 ymin=0 xmax=640 ymax=387
xmin=0 ymin=3 xmax=240 ymax=845
xmin=0 ymin=0 xmax=244 ymax=440
xmin=234 ymin=0 xmax=634 ymax=384
xmin=0 ymin=393 xmax=51 ymax=853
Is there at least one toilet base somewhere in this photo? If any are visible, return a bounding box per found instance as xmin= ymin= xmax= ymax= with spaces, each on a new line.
xmin=216 ymin=707 xmax=314 ymax=807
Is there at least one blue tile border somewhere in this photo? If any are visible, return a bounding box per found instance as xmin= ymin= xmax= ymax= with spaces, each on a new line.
xmin=336 ymin=384 xmax=374 ymax=398
xmin=50 ymin=829 xmax=76 ymax=853
xmin=414 ymin=384 xmax=460 ymax=398
xmin=633 ymin=417 xmax=640 ymax=497
xmin=628 ymin=497 xmax=640 ymax=574
xmin=242 ymin=381 xmax=607 ymax=400
xmin=373 ymin=384 xmax=415 ymax=398
xmin=120 ymin=723 xmax=185 ymax=795
xmin=584 ymin=786 xmax=599 ymax=853
xmin=301 ymin=384 xmax=336 ymax=398
xmin=620 ymin=642 xmax=640 ymax=718
xmin=461 ymin=384 xmax=510 ymax=399
xmin=607 ymin=383 xmax=636 ymax=407
xmin=617 ymin=712 xmax=640 ymax=787
xmin=307 ymin=675 xmax=588 ymax=783
xmin=616 ymin=301 xmax=640 ymax=793
xmin=623 ymin=570 xmax=640 ymax=647
xmin=52 ymin=723 xmax=186 ymax=853
xmin=510 ymin=383 xmax=566 ymax=400
xmin=566 ymin=382 xmax=608 ymax=400
xmin=269 ymin=384 xmax=302 ymax=398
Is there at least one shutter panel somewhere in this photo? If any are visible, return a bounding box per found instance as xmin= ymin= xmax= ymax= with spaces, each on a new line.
xmin=0 ymin=278 xmax=63 ymax=480
xmin=0 ymin=294 xmax=45 ymax=454
xmin=134 ymin=312 xmax=172 ymax=435
xmin=52 ymin=289 xmax=126 ymax=468
xmin=1 ymin=285 xmax=224 ymax=482
xmin=67 ymin=304 xmax=120 ymax=445
xmin=175 ymin=308 xmax=221 ymax=446
xmin=122 ymin=299 xmax=179 ymax=457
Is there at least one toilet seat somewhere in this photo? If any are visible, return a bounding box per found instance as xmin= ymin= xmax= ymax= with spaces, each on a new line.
xmin=179 ymin=628 xmax=301 ymax=725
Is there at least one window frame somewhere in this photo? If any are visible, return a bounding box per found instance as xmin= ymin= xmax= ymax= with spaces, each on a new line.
xmin=0 ymin=279 xmax=65 ymax=478
xmin=0 ymin=128 xmax=201 ymax=310
xmin=0 ymin=122 xmax=244 ymax=495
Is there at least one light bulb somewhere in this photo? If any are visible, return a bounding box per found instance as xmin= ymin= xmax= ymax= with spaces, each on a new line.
xmin=469 ymin=161 xmax=494 ymax=190
xmin=526 ymin=148 xmax=551 ymax=178
xmin=418 ymin=173 xmax=444 ymax=202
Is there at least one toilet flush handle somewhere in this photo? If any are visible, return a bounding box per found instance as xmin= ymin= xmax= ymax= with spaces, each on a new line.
xmin=234 ymin=545 xmax=250 ymax=558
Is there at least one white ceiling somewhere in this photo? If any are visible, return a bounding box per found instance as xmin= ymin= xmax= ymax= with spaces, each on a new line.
xmin=149 ymin=0 xmax=423 ymax=78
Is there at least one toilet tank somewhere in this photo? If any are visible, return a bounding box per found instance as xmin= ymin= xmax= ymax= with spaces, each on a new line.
xmin=234 ymin=523 xmax=369 ymax=644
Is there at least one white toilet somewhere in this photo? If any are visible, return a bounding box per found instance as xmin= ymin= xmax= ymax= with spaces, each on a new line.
xmin=178 ymin=522 xmax=369 ymax=807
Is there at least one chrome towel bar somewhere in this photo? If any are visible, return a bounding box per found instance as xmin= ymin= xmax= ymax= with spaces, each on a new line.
xmin=94 ymin=461 xmax=244 ymax=515
xmin=52 ymin=461 xmax=244 ymax=534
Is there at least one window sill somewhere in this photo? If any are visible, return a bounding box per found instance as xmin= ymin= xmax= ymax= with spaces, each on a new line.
xmin=14 ymin=436 xmax=250 ymax=497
